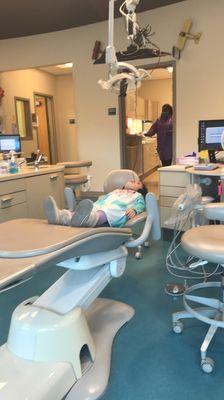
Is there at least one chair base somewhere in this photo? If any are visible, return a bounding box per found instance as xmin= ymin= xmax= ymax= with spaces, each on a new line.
xmin=165 ymin=283 xmax=185 ymax=296
xmin=172 ymin=280 xmax=224 ymax=373
xmin=0 ymin=298 xmax=134 ymax=399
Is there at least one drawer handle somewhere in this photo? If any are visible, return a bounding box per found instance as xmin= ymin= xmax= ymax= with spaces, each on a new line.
xmin=1 ymin=196 xmax=13 ymax=204
xmin=50 ymin=175 xmax=58 ymax=180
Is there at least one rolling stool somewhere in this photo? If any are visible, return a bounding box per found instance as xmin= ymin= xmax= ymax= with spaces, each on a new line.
xmin=57 ymin=161 xmax=92 ymax=210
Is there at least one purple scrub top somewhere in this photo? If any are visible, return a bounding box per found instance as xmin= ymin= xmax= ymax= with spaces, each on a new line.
xmin=145 ymin=118 xmax=173 ymax=161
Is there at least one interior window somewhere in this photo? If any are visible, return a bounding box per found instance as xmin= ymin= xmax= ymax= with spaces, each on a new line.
xmin=15 ymin=97 xmax=33 ymax=139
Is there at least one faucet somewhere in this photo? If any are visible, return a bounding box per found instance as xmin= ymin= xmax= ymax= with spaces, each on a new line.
xmin=34 ymin=149 xmax=43 ymax=170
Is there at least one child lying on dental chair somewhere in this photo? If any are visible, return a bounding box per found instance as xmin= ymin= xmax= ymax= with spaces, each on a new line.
xmin=44 ymin=179 xmax=147 ymax=228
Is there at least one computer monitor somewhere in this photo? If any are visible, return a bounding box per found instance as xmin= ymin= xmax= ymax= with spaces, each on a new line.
xmin=0 ymin=135 xmax=21 ymax=153
xmin=198 ymin=120 xmax=224 ymax=162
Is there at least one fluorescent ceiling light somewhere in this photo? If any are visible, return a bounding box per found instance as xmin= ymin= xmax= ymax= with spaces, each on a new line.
xmin=167 ymin=66 xmax=173 ymax=73
xmin=56 ymin=63 xmax=73 ymax=69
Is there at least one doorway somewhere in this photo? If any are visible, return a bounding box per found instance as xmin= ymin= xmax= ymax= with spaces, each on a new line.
xmin=120 ymin=61 xmax=175 ymax=197
xmin=34 ymin=93 xmax=57 ymax=164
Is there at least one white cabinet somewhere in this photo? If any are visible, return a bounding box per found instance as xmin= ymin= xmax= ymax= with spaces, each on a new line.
xmin=159 ymin=166 xmax=191 ymax=229
xmin=0 ymin=179 xmax=28 ymax=223
xmin=126 ymin=92 xmax=135 ymax=118
xmin=143 ymin=139 xmax=159 ymax=174
xmin=126 ymin=93 xmax=146 ymax=119
xmin=136 ymin=97 xmax=145 ymax=120
xmin=147 ymin=100 xmax=152 ymax=121
xmin=26 ymin=171 xmax=64 ymax=219
xmin=0 ymin=169 xmax=65 ymax=223
xmin=146 ymin=101 xmax=162 ymax=122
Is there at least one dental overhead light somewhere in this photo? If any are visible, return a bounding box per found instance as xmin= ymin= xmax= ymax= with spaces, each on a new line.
xmin=98 ymin=0 xmax=151 ymax=93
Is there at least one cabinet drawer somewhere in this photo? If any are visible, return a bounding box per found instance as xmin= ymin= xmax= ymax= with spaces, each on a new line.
xmin=0 ymin=191 xmax=27 ymax=208
xmin=0 ymin=203 xmax=28 ymax=223
xmin=159 ymin=196 xmax=177 ymax=207
xmin=160 ymin=206 xmax=173 ymax=228
xmin=0 ymin=179 xmax=26 ymax=195
xmin=159 ymin=171 xmax=190 ymax=187
xmin=160 ymin=186 xmax=186 ymax=197
xmin=26 ymin=172 xmax=64 ymax=218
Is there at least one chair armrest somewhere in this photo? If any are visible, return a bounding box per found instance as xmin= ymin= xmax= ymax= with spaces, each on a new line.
xmin=125 ymin=193 xmax=161 ymax=247
xmin=125 ymin=212 xmax=147 ymax=227
xmin=58 ymin=160 xmax=92 ymax=168
xmin=204 ymin=203 xmax=224 ymax=221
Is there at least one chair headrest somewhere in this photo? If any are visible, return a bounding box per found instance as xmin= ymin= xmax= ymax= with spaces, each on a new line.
xmin=103 ymin=169 xmax=139 ymax=193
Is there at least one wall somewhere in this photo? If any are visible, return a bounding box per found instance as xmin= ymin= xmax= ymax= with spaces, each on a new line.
xmin=0 ymin=69 xmax=76 ymax=160
xmin=0 ymin=0 xmax=223 ymax=188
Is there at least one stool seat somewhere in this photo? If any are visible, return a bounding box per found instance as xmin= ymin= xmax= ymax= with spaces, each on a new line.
xmin=182 ymin=225 xmax=224 ymax=264
xmin=58 ymin=161 xmax=92 ymax=168
xmin=64 ymin=174 xmax=88 ymax=185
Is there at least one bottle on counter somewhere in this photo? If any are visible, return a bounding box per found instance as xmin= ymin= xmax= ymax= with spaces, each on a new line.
xmin=8 ymin=151 xmax=19 ymax=174
xmin=0 ymin=160 xmax=8 ymax=174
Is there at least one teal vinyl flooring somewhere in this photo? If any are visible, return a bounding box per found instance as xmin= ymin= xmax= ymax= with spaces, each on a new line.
xmin=0 ymin=240 xmax=224 ymax=400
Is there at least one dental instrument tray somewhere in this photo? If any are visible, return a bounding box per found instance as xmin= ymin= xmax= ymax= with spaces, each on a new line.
xmin=194 ymin=164 xmax=218 ymax=171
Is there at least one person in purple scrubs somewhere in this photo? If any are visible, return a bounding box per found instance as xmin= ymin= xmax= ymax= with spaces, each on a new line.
xmin=145 ymin=104 xmax=173 ymax=166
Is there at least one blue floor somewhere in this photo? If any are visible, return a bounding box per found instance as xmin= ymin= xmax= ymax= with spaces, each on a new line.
xmin=1 ymin=240 xmax=224 ymax=399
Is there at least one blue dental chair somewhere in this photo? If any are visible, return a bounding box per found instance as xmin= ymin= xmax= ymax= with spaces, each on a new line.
xmin=65 ymin=168 xmax=161 ymax=258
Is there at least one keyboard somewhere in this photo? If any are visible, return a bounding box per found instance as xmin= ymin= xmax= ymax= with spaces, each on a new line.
xmin=194 ymin=164 xmax=219 ymax=171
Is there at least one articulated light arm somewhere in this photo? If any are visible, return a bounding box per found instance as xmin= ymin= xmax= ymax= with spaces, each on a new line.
xmin=119 ymin=0 xmax=140 ymax=40
xmin=98 ymin=0 xmax=149 ymax=92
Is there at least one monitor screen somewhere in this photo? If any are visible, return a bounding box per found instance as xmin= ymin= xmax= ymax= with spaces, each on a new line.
xmin=199 ymin=120 xmax=224 ymax=151
xmin=0 ymin=135 xmax=21 ymax=153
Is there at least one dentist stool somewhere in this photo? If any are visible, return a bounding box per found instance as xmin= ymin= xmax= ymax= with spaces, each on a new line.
xmin=172 ymin=202 xmax=224 ymax=373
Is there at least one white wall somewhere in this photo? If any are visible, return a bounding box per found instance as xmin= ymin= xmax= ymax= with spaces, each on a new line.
xmin=0 ymin=69 xmax=57 ymax=155
xmin=0 ymin=0 xmax=223 ymax=188
xmin=0 ymin=69 xmax=76 ymax=160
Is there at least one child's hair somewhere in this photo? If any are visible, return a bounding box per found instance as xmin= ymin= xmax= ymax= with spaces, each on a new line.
xmin=122 ymin=179 xmax=148 ymax=199
xmin=137 ymin=183 xmax=147 ymax=199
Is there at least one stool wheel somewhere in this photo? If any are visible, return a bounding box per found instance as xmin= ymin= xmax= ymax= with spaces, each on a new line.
xmin=201 ymin=357 xmax=214 ymax=373
xmin=173 ymin=321 xmax=184 ymax=334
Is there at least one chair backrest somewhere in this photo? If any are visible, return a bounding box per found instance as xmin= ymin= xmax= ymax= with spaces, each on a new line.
xmin=103 ymin=169 xmax=139 ymax=193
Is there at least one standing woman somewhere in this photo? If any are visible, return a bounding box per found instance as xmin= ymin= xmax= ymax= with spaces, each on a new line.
xmin=144 ymin=104 xmax=173 ymax=166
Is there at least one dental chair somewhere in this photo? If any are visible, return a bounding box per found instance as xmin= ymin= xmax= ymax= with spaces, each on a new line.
xmin=65 ymin=169 xmax=158 ymax=259
xmin=172 ymin=202 xmax=224 ymax=373
xmin=0 ymin=190 xmax=160 ymax=399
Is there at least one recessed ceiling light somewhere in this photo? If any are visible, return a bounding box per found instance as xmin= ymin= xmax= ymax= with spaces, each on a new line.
xmin=56 ymin=63 xmax=73 ymax=69
xmin=167 ymin=66 xmax=173 ymax=73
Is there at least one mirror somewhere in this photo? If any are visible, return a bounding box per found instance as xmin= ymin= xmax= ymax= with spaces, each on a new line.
xmin=14 ymin=97 xmax=33 ymax=139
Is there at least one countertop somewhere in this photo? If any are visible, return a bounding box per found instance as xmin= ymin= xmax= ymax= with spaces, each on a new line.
xmin=158 ymin=164 xmax=190 ymax=172
xmin=0 ymin=164 xmax=64 ymax=182
xmin=186 ymin=165 xmax=224 ymax=177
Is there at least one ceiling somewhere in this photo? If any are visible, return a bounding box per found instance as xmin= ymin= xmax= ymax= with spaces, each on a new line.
xmin=0 ymin=0 xmax=185 ymax=40
xmin=38 ymin=64 xmax=73 ymax=75
xmin=149 ymin=68 xmax=172 ymax=79
xmin=37 ymin=65 xmax=172 ymax=78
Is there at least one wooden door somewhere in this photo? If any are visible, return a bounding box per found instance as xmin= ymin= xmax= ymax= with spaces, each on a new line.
xmin=35 ymin=96 xmax=51 ymax=162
